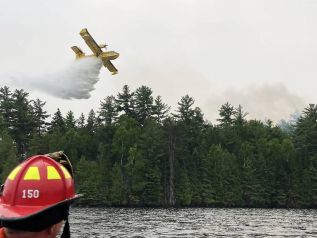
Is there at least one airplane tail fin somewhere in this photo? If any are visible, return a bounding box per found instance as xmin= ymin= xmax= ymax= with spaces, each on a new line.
xmin=71 ymin=46 xmax=85 ymax=59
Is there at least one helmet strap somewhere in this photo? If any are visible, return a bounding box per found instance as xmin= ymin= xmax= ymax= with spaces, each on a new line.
xmin=60 ymin=219 xmax=70 ymax=238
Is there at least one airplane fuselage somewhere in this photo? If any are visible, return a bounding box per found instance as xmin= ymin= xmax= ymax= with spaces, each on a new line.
xmin=71 ymin=28 xmax=119 ymax=75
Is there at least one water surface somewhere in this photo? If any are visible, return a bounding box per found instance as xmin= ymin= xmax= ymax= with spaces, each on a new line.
xmin=70 ymin=207 xmax=317 ymax=237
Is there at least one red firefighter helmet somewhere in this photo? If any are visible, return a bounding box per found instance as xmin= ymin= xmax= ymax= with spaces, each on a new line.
xmin=0 ymin=155 xmax=79 ymax=220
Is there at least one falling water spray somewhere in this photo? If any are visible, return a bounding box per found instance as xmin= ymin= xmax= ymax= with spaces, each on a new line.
xmin=5 ymin=57 xmax=102 ymax=99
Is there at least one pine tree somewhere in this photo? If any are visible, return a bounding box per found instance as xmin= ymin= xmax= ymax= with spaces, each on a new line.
xmin=97 ymin=144 xmax=113 ymax=205
xmin=28 ymin=99 xmax=50 ymax=155
xmin=199 ymin=153 xmax=216 ymax=205
xmin=238 ymin=142 xmax=256 ymax=206
xmin=11 ymin=89 xmax=35 ymax=158
xmin=125 ymin=146 xmax=146 ymax=205
xmin=86 ymin=109 xmax=97 ymax=133
xmin=109 ymin=162 xmax=125 ymax=205
xmin=65 ymin=111 xmax=76 ymax=130
xmin=99 ymin=95 xmax=118 ymax=126
xmin=32 ymin=99 xmax=50 ymax=137
xmin=76 ymin=113 xmax=86 ymax=129
xmin=139 ymin=120 xmax=164 ymax=205
xmin=76 ymin=156 xmax=103 ymax=205
xmin=134 ymin=86 xmax=154 ymax=125
xmin=112 ymin=116 xmax=140 ymax=166
xmin=116 ymin=85 xmax=135 ymax=117
xmin=152 ymin=96 xmax=170 ymax=124
xmin=0 ymin=128 xmax=18 ymax=182
xmin=176 ymin=168 xmax=192 ymax=206
xmin=208 ymin=144 xmax=241 ymax=206
xmin=217 ymin=102 xmax=235 ymax=127
xmin=83 ymin=109 xmax=99 ymax=161
xmin=0 ymin=112 xmax=6 ymax=134
xmin=0 ymin=86 xmax=13 ymax=128
xmin=49 ymin=108 xmax=65 ymax=133
xmin=3 ymin=85 xmax=317 ymax=208
xmin=173 ymin=95 xmax=195 ymax=123
xmin=143 ymin=166 xmax=162 ymax=206
xmin=234 ymin=105 xmax=248 ymax=127
xmin=294 ymin=104 xmax=317 ymax=159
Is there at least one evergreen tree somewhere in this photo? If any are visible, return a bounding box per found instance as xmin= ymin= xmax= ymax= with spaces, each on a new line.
xmin=134 ymin=86 xmax=154 ymax=125
xmin=86 ymin=109 xmax=97 ymax=133
xmin=83 ymin=109 xmax=98 ymax=160
xmin=208 ymin=145 xmax=241 ymax=206
xmin=176 ymin=168 xmax=192 ymax=205
xmin=152 ymin=96 xmax=170 ymax=124
xmin=76 ymin=113 xmax=86 ymax=129
xmin=199 ymin=152 xmax=216 ymax=205
xmin=0 ymin=113 xmax=5 ymax=134
xmin=143 ymin=166 xmax=162 ymax=206
xmin=112 ymin=116 xmax=140 ymax=166
xmin=76 ymin=156 xmax=103 ymax=205
xmin=174 ymin=95 xmax=195 ymax=123
xmin=0 ymin=86 xmax=13 ymax=128
xmin=0 ymin=130 xmax=18 ymax=182
xmin=49 ymin=108 xmax=65 ymax=133
xmin=238 ymin=142 xmax=256 ymax=206
xmin=139 ymin=120 xmax=164 ymax=205
xmin=124 ymin=145 xmax=146 ymax=205
xmin=63 ymin=128 xmax=82 ymax=164
xmin=65 ymin=111 xmax=76 ymax=130
xmin=294 ymin=104 xmax=317 ymax=159
xmin=3 ymin=85 xmax=317 ymax=208
xmin=234 ymin=104 xmax=248 ymax=127
xmin=99 ymin=96 xmax=118 ymax=126
xmin=217 ymin=102 xmax=235 ymax=127
xmin=28 ymin=99 xmax=51 ymax=154
xmin=116 ymin=85 xmax=135 ymax=117
xmin=109 ymin=162 xmax=125 ymax=205
xmin=11 ymin=89 xmax=35 ymax=158
xmin=97 ymin=144 xmax=113 ymax=205
xmin=32 ymin=99 xmax=50 ymax=137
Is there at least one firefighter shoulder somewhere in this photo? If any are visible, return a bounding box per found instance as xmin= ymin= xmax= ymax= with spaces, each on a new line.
xmin=0 ymin=153 xmax=80 ymax=238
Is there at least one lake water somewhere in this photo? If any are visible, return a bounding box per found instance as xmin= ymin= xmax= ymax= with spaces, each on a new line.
xmin=70 ymin=207 xmax=317 ymax=237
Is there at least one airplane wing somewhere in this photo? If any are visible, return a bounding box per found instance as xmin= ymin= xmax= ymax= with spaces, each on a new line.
xmin=71 ymin=46 xmax=85 ymax=58
xmin=79 ymin=28 xmax=102 ymax=56
xmin=102 ymin=60 xmax=118 ymax=75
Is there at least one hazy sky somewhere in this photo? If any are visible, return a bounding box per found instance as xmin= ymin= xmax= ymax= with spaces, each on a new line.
xmin=1 ymin=0 xmax=316 ymax=122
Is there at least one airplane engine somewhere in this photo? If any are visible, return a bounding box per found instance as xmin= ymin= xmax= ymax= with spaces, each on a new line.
xmin=100 ymin=51 xmax=119 ymax=61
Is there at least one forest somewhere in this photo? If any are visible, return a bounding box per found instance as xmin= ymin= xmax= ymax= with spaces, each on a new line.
xmin=0 ymin=85 xmax=316 ymax=208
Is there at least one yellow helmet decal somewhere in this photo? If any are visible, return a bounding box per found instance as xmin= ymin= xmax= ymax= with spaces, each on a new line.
xmin=8 ymin=166 xmax=22 ymax=180
xmin=24 ymin=167 xmax=40 ymax=180
xmin=47 ymin=166 xmax=62 ymax=180
xmin=60 ymin=165 xmax=71 ymax=179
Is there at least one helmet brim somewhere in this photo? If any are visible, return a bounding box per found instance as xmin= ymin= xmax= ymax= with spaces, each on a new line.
xmin=0 ymin=194 xmax=82 ymax=221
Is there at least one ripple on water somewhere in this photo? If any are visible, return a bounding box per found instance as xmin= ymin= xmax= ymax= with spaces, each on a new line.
xmin=69 ymin=207 xmax=317 ymax=238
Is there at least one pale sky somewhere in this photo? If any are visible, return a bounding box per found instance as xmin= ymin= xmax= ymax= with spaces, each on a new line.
xmin=0 ymin=0 xmax=316 ymax=122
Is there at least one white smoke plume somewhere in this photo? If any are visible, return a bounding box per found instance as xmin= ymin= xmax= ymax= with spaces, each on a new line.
xmin=205 ymin=83 xmax=306 ymax=123
xmin=122 ymin=65 xmax=306 ymax=123
xmin=7 ymin=57 xmax=102 ymax=99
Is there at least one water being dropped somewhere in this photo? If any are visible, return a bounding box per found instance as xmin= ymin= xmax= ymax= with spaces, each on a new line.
xmin=32 ymin=57 xmax=102 ymax=99
xmin=6 ymin=57 xmax=102 ymax=100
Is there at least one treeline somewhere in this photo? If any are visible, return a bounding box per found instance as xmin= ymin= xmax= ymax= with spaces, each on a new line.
xmin=0 ymin=85 xmax=317 ymax=208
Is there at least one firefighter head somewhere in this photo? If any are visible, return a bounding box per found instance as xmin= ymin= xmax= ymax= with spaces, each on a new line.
xmin=0 ymin=153 xmax=80 ymax=238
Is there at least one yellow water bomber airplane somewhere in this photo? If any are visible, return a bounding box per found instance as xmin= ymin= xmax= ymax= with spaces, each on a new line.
xmin=71 ymin=28 xmax=119 ymax=75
